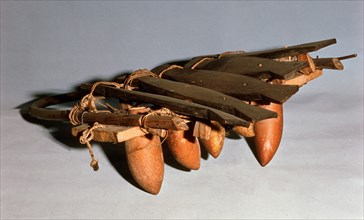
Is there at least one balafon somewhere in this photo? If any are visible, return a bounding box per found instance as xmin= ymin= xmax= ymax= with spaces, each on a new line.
xmin=28 ymin=39 xmax=356 ymax=194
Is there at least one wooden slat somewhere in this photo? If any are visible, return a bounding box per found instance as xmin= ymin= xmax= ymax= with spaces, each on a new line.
xmin=71 ymin=125 xmax=146 ymax=143
xmin=191 ymin=56 xmax=308 ymax=80
xmin=179 ymin=38 xmax=337 ymax=67
xmin=297 ymin=53 xmax=316 ymax=74
xmin=94 ymin=126 xmax=146 ymax=143
xmin=137 ymin=76 xmax=277 ymax=122
xmin=80 ymin=84 xmax=250 ymax=127
xmin=312 ymin=54 xmax=355 ymax=70
xmin=279 ymin=69 xmax=323 ymax=87
xmin=193 ymin=121 xmax=211 ymax=140
xmin=79 ymin=111 xmax=189 ymax=131
xmin=71 ymin=124 xmax=89 ymax=137
xmin=313 ymin=57 xmax=344 ymax=70
xmin=158 ymin=67 xmax=299 ymax=104
xmin=238 ymin=38 xmax=337 ymax=59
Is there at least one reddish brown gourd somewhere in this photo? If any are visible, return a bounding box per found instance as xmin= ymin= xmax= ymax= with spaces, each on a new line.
xmin=166 ymin=130 xmax=201 ymax=170
xmin=125 ymin=134 xmax=164 ymax=194
xmin=253 ymin=102 xmax=283 ymax=166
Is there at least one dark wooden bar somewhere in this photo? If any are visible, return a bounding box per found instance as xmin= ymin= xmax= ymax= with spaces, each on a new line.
xmin=137 ymin=76 xmax=277 ymax=122
xmin=29 ymin=93 xmax=189 ymax=130
xmin=187 ymin=56 xmax=308 ymax=80
xmin=80 ymin=84 xmax=250 ymax=127
xmin=156 ymin=66 xmax=299 ymax=103
xmin=160 ymin=38 xmax=338 ymax=67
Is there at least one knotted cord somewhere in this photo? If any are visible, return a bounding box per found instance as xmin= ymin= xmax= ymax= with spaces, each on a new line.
xmin=79 ymin=122 xmax=105 ymax=171
xmin=68 ymin=81 xmax=123 ymax=125
xmin=68 ymin=71 xmax=181 ymax=171
xmin=123 ymin=69 xmax=159 ymax=90
xmin=190 ymin=58 xmax=213 ymax=69
xmin=68 ymin=81 xmax=123 ymax=171
xmin=158 ymin=65 xmax=183 ymax=76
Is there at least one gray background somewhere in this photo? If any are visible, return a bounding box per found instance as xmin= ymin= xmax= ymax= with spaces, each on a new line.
xmin=1 ymin=1 xmax=363 ymax=219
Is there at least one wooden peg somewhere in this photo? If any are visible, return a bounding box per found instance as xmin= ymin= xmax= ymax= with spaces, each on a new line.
xmin=233 ymin=123 xmax=255 ymax=137
xmin=298 ymin=53 xmax=316 ymax=74
xmin=193 ymin=121 xmax=212 ymax=140
xmin=198 ymin=121 xmax=225 ymax=158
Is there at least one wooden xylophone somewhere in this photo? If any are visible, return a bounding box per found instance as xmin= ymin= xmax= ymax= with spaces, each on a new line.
xmin=29 ymin=38 xmax=356 ymax=194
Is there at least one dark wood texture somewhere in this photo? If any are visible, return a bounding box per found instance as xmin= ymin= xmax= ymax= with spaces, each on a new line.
xmin=80 ymin=84 xmax=250 ymax=127
xmin=167 ymin=38 xmax=337 ymax=67
xmin=29 ymin=92 xmax=85 ymax=121
xmin=312 ymin=54 xmax=356 ymax=70
xmin=158 ymin=67 xmax=299 ymax=103
xmin=190 ymin=56 xmax=308 ymax=80
xmin=137 ymin=76 xmax=277 ymax=122
xmin=313 ymin=58 xmax=343 ymax=70
xmin=29 ymin=93 xmax=188 ymax=130
xmin=236 ymin=38 xmax=337 ymax=59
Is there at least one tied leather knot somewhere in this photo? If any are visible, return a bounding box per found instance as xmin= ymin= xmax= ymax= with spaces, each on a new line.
xmin=79 ymin=122 xmax=105 ymax=171
xmin=90 ymin=159 xmax=99 ymax=172
xmin=139 ymin=107 xmax=185 ymax=144
xmin=123 ymin=69 xmax=160 ymax=90
xmin=68 ymin=81 xmax=123 ymax=125
xmin=68 ymin=81 xmax=126 ymax=171
xmin=158 ymin=65 xmax=183 ymax=76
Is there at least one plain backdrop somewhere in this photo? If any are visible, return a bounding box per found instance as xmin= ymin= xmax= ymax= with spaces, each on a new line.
xmin=1 ymin=1 xmax=363 ymax=219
